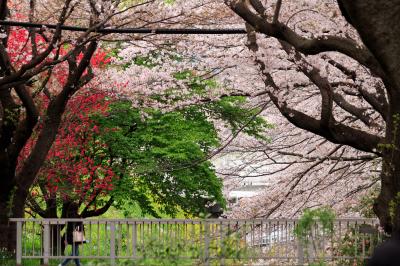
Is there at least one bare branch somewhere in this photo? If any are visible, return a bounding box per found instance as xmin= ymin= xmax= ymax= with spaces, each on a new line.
xmin=273 ymin=0 xmax=282 ymax=23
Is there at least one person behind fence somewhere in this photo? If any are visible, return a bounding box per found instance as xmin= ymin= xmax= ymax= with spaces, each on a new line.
xmin=58 ymin=220 xmax=85 ymax=266
xmin=368 ymin=230 xmax=400 ymax=266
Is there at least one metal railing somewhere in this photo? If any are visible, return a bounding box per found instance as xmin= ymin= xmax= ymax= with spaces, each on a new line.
xmin=9 ymin=218 xmax=382 ymax=265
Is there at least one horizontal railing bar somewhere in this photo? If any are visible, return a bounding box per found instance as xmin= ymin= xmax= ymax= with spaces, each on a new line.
xmin=21 ymin=255 xmax=112 ymax=259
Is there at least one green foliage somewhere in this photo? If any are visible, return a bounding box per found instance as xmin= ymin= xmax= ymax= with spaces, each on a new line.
xmin=388 ymin=192 xmax=400 ymax=224
xmin=95 ymin=95 xmax=271 ymax=217
xmin=294 ymin=207 xmax=335 ymax=265
xmin=377 ymin=142 xmax=396 ymax=152
xmin=377 ymin=113 xmax=400 ymax=153
xmin=203 ymin=96 xmax=273 ymax=140
xmin=94 ymin=101 xmax=224 ymax=217
xmin=295 ymin=207 xmax=335 ymax=243
xmin=163 ymin=0 xmax=175 ymax=4
xmin=132 ymin=234 xmax=252 ymax=266
xmin=173 ymin=70 xmax=218 ymax=94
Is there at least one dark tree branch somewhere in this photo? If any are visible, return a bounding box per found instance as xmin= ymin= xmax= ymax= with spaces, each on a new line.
xmin=82 ymin=197 xmax=114 ymax=218
xmin=322 ymin=55 xmax=357 ymax=80
xmin=332 ymin=92 xmax=373 ymax=127
xmin=80 ymin=190 xmax=102 ymax=216
xmin=28 ymin=0 xmax=38 ymax=57
xmin=26 ymin=195 xmax=47 ymax=217
xmin=0 ymin=1 xmax=7 ymax=19
xmin=226 ymin=0 xmax=386 ymax=80
xmin=0 ymin=0 xmax=71 ymax=88
xmin=358 ymin=85 xmax=388 ymax=120
xmin=0 ymin=100 xmax=3 ymax=129
xmin=32 ymin=69 xmax=53 ymax=99
xmin=249 ymin=0 xmax=267 ymax=16
xmin=15 ymin=41 xmax=97 ymax=192
xmin=8 ymin=85 xmax=39 ymax=162
xmin=262 ymin=70 xmax=382 ymax=154
xmin=277 ymin=150 xmax=377 ymax=161
xmin=273 ymin=0 xmax=282 ymax=24
xmin=323 ymin=55 xmax=388 ymax=119
xmin=338 ymin=0 xmax=400 ymax=91
xmin=0 ymin=89 xmax=18 ymax=151
xmin=279 ymin=41 xmax=334 ymax=129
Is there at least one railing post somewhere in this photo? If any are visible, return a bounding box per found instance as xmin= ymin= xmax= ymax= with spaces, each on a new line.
xmin=16 ymin=221 xmax=22 ymax=266
xmin=297 ymin=240 xmax=305 ymax=265
xmin=110 ymin=222 xmax=116 ymax=266
xmin=132 ymin=221 xmax=137 ymax=259
xmin=220 ymin=221 xmax=225 ymax=266
xmin=43 ymin=221 xmax=50 ymax=266
xmin=204 ymin=221 xmax=210 ymax=266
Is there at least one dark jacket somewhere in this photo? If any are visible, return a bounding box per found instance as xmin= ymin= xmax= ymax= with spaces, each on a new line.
xmin=368 ymin=233 xmax=400 ymax=266
xmin=65 ymin=221 xmax=85 ymax=245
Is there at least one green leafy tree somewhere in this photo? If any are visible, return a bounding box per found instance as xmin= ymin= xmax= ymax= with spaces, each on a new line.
xmin=96 ymin=95 xmax=271 ymax=217
xmin=97 ymin=100 xmax=224 ymax=217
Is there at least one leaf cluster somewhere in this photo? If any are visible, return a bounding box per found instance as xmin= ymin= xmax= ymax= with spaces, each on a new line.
xmin=94 ymin=101 xmax=224 ymax=217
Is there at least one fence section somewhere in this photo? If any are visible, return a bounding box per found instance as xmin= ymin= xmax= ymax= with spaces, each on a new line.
xmin=10 ymin=218 xmax=382 ymax=265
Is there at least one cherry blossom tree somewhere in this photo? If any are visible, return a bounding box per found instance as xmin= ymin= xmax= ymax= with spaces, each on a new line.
xmin=224 ymin=0 xmax=400 ymax=233
xmin=96 ymin=0 xmax=378 ymax=225
xmin=216 ymin=109 xmax=379 ymax=220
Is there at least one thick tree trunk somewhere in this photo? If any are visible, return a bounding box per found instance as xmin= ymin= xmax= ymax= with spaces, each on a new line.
xmin=337 ymin=0 xmax=400 ymax=234
xmin=0 ymin=152 xmax=17 ymax=252
xmin=374 ymin=101 xmax=400 ymax=233
xmin=0 ymin=186 xmax=27 ymax=253
xmin=374 ymin=157 xmax=398 ymax=234
xmin=0 ymin=203 xmax=16 ymax=254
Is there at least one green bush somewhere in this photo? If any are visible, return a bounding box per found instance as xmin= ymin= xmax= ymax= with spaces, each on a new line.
xmin=294 ymin=207 xmax=336 ymax=266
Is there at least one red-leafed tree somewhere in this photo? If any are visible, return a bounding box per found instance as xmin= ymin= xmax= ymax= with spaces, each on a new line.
xmin=18 ymin=88 xmax=117 ymax=255
xmin=22 ymin=89 xmax=116 ymax=220
xmin=0 ymin=0 xmax=119 ymax=251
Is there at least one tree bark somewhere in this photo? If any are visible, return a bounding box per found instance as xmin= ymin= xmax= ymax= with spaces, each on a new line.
xmin=373 ymin=102 xmax=400 ymax=233
xmin=338 ymin=0 xmax=400 ymax=234
xmin=0 ymin=184 xmax=26 ymax=253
